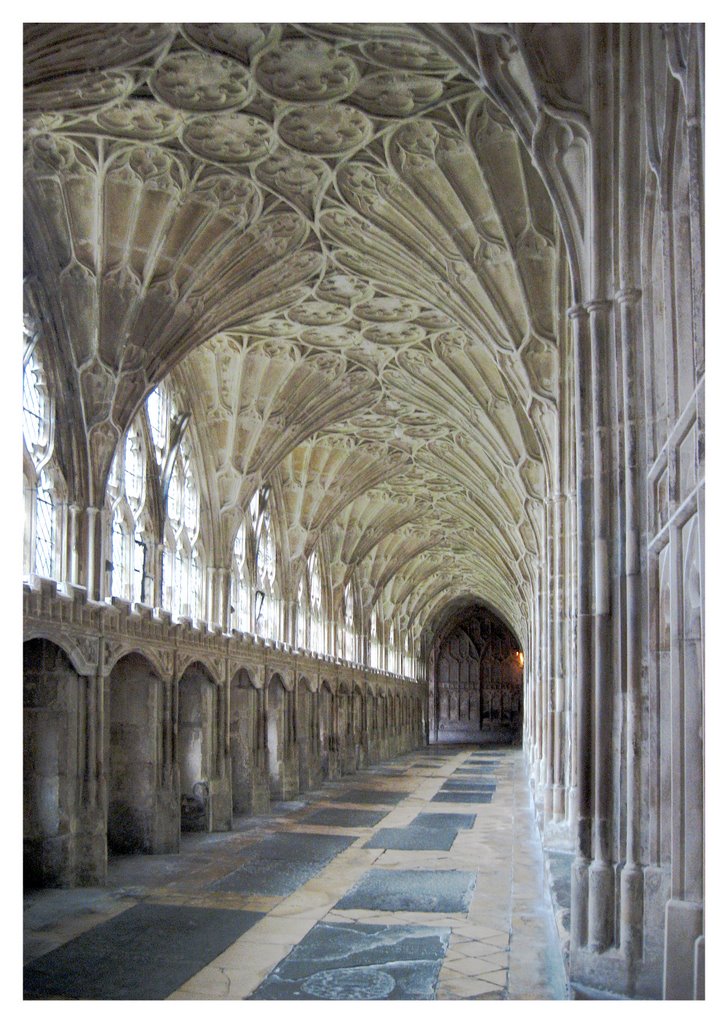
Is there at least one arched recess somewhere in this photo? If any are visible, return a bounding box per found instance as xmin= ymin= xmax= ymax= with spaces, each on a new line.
xmin=229 ymin=666 xmax=263 ymax=815
xmin=353 ymin=685 xmax=365 ymax=769
xmin=24 ymin=638 xmax=81 ymax=887
xmin=430 ymin=603 xmax=524 ymax=744
xmin=319 ymin=680 xmax=336 ymax=779
xmin=266 ymin=672 xmax=288 ymax=800
xmin=107 ymin=652 xmax=176 ymax=854
xmin=177 ymin=661 xmax=218 ymax=832
xmin=296 ymin=674 xmax=319 ymax=791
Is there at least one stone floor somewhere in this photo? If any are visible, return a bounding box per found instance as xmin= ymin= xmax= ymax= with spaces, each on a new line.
xmin=23 ymin=745 xmax=568 ymax=1001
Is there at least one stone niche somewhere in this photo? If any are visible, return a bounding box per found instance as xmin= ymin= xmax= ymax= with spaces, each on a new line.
xmin=430 ymin=606 xmax=523 ymax=744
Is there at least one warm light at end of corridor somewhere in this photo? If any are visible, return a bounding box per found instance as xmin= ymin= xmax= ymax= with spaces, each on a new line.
xmin=516 ymin=650 xmax=524 ymax=670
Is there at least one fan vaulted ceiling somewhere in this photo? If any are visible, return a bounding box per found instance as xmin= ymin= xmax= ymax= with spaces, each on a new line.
xmin=23 ymin=22 xmax=567 ymax=643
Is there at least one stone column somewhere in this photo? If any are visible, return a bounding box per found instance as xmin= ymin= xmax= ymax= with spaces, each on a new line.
xmin=68 ymin=503 xmax=81 ymax=585
xmin=569 ymin=302 xmax=593 ymax=950
xmin=586 ymin=297 xmax=615 ymax=952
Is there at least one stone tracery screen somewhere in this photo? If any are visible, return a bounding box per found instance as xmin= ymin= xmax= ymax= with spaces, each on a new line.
xmin=433 ymin=608 xmax=523 ymax=744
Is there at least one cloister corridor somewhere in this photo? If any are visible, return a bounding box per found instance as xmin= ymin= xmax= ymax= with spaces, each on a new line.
xmin=24 ymin=745 xmax=567 ymax=1001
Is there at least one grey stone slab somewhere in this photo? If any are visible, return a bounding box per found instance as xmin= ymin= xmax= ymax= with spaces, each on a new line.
xmin=440 ymin=782 xmax=496 ymax=792
xmin=431 ymin=791 xmax=493 ymax=803
xmin=330 ymin=789 xmax=406 ymax=805
xmin=210 ymin=832 xmax=355 ymax=895
xmin=412 ymin=812 xmax=476 ymax=831
xmin=23 ymin=902 xmax=263 ymax=1000
xmin=250 ymin=921 xmax=450 ymax=1000
xmin=363 ymin=827 xmax=458 ymax=851
xmin=301 ymin=808 xmax=389 ymax=828
xmin=335 ymin=868 xmax=476 ymax=913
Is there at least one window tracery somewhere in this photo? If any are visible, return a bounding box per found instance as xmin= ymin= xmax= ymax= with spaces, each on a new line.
xmin=23 ymin=345 xmax=64 ymax=579
xmin=252 ymin=490 xmax=279 ymax=640
xmin=107 ymin=421 xmax=149 ymax=603
xmin=231 ymin=519 xmax=251 ymax=632
xmin=344 ymin=582 xmax=355 ymax=662
xmin=164 ymin=433 xmax=203 ymax=620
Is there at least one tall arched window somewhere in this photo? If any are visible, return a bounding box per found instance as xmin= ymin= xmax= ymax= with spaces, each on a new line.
xmin=107 ymin=421 xmax=149 ymax=603
xmin=164 ymin=434 xmax=204 ymax=620
xmin=404 ymin=629 xmax=415 ymax=678
xmin=231 ymin=518 xmax=251 ymax=632
xmin=370 ymin=609 xmax=380 ymax=670
xmin=386 ymin=621 xmax=396 ymax=673
xmin=344 ymin=583 xmax=355 ymax=662
xmin=308 ymin=550 xmax=323 ymax=654
xmin=23 ymin=344 xmax=65 ymax=579
xmin=253 ymin=490 xmax=279 ymax=640
xmin=296 ymin=574 xmax=307 ymax=649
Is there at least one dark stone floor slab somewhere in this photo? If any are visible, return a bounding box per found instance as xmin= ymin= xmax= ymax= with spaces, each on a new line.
xmin=250 ymin=921 xmax=449 ymax=1000
xmin=335 ymin=869 xmax=476 ymax=913
xmin=431 ymin=792 xmax=493 ymax=804
xmin=330 ymin=789 xmax=406 ymax=805
xmin=210 ymin=832 xmax=355 ymax=895
xmin=23 ymin=902 xmax=263 ymax=1000
xmin=301 ymin=808 xmax=389 ymax=828
xmin=412 ymin=812 xmax=476 ymax=831
xmin=363 ymin=827 xmax=458 ymax=851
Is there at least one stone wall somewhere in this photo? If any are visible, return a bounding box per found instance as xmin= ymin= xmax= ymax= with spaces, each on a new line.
xmin=23 ymin=576 xmax=428 ymax=887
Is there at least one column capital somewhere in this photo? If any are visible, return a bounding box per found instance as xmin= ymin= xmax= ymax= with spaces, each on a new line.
xmin=567 ymin=303 xmax=588 ymax=320
xmin=614 ymin=287 xmax=642 ymax=306
xmin=584 ymin=298 xmax=613 ymax=315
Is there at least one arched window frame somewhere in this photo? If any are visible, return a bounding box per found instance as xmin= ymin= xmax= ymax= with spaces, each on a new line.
xmin=253 ymin=490 xmax=279 ymax=641
xmin=106 ymin=418 xmax=150 ymax=604
xmin=344 ymin=582 xmax=356 ymax=663
xmin=370 ymin=608 xmax=380 ymax=670
xmin=165 ymin=433 xmax=203 ymax=620
xmin=231 ymin=516 xmax=251 ymax=633
xmin=308 ymin=549 xmax=323 ymax=654
xmin=23 ymin=342 xmax=66 ymax=580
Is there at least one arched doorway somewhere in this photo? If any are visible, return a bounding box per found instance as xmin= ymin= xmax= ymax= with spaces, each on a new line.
xmin=429 ymin=604 xmax=524 ymax=744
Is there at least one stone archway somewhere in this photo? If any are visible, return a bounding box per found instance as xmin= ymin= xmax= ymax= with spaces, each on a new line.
xmin=430 ymin=604 xmax=523 ymax=745
xmin=107 ymin=652 xmax=177 ymax=854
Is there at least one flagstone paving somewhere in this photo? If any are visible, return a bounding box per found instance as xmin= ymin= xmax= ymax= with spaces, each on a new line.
xmin=23 ymin=745 xmax=567 ymax=1000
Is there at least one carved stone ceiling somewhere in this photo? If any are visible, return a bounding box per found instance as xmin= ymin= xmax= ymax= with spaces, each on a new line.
xmin=23 ymin=22 xmax=565 ymax=641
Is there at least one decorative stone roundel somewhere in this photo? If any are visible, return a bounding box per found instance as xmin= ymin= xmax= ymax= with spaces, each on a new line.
xmin=316 ymin=273 xmax=373 ymax=306
xmin=150 ymin=51 xmax=251 ymax=111
xmin=24 ymin=70 xmax=134 ymax=112
xmin=361 ymin=38 xmax=456 ymax=74
xmin=96 ymin=100 xmax=183 ymax=141
xmin=182 ymin=23 xmax=277 ymax=65
xmin=352 ymin=72 xmax=444 ymax=117
xmin=277 ymin=104 xmax=372 ymax=155
xmin=182 ymin=113 xmax=274 ymax=164
xmin=362 ymin=322 xmax=426 ymax=346
xmin=300 ymin=325 xmax=361 ymax=348
xmin=354 ymin=296 xmax=421 ymax=322
xmin=254 ymin=39 xmax=359 ymax=102
xmin=287 ymin=301 xmax=350 ymax=326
